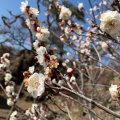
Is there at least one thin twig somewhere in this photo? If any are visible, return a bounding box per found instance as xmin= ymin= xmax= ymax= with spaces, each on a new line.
xmin=49 ymin=96 xmax=67 ymax=114
xmin=6 ymin=81 xmax=24 ymax=120
xmin=65 ymin=103 xmax=73 ymax=120
xmin=52 ymin=84 xmax=120 ymax=119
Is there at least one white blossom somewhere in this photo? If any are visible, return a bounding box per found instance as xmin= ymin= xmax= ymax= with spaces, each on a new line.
xmin=62 ymin=62 xmax=67 ymax=67
xmin=27 ymin=73 xmax=45 ymax=98
xmin=29 ymin=66 xmax=35 ymax=74
xmin=10 ymin=111 xmax=17 ymax=120
xmin=65 ymin=59 xmax=69 ymax=63
xmin=20 ymin=0 xmax=29 ymax=14
xmin=4 ymin=73 xmax=12 ymax=82
xmin=6 ymin=93 xmax=12 ymax=97
xmin=100 ymin=10 xmax=120 ymax=37
xmin=6 ymin=86 xmax=14 ymax=93
xmin=31 ymin=103 xmax=38 ymax=113
xmin=1 ymin=58 xmax=10 ymax=67
xmin=3 ymin=53 xmax=10 ymax=58
xmin=36 ymin=46 xmax=48 ymax=69
xmin=109 ymin=84 xmax=118 ymax=100
xmin=70 ymin=35 xmax=77 ymax=40
xmin=25 ymin=110 xmax=31 ymax=116
xmin=100 ymin=41 xmax=108 ymax=52
xmin=25 ymin=19 xmax=31 ymax=29
xmin=59 ymin=6 xmax=72 ymax=20
xmin=78 ymin=3 xmax=83 ymax=11
xmin=29 ymin=7 xmax=39 ymax=17
xmin=33 ymin=40 xmax=40 ymax=50
xmin=7 ymin=98 xmax=14 ymax=106
xmin=70 ymin=75 xmax=76 ymax=82
xmin=67 ymin=52 xmax=72 ymax=59
xmin=36 ymin=27 xmax=50 ymax=41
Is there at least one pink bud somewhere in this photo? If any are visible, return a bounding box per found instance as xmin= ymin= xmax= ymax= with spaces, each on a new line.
xmin=67 ymin=68 xmax=73 ymax=76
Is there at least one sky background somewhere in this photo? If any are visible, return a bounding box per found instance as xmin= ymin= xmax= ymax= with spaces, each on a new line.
xmin=0 ymin=0 xmax=91 ymax=47
xmin=0 ymin=0 xmax=90 ymax=21
xmin=0 ymin=0 xmax=111 ymax=63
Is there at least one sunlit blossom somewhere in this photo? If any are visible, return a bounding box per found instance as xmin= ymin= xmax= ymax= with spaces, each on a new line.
xmin=20 ymin=0 xmax=29 ymax=14
xmin=109 ymin=84 xmax=118 ymax=100
xmin=4 ymin=73 xmax=12 ymax=82
xmin=29 ymin=7 xmax=39 ymax=17
xmin=36 ymin=27 xmax=50 ymax=41
xmin=59 ymin=6 xmax=72 ymax=20
xmin=36 ymin=46 xmax=48 ymax=69
xmin=49 ymin=55 xmax=59 ymax=68
xmin=100 ymin=10 xmax=120 ymax=37
xmin=27 ymin=73 xmax=45 ymax=98
xmin=78 ymin=3 xmax=83 ymax=11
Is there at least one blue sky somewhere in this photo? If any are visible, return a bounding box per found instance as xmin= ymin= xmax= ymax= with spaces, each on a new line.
xmin=0 ymin=0 xmax=38 ymax=18
xmin=0 ymin=0 xmax=110 ymax=63
xmin=0 ymin=0 xmax=93 ymax=50
xmin=0 ymin=0 xmax=90 ymax=20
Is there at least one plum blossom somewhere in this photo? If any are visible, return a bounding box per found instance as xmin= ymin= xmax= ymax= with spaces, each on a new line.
xmin=36 ymin=27 xmax=50 ymax=41
xmin=25 ymin=109 xmax=32 ymax=116
xmin=64 ymin=27 xmax=71 ymax=35
xmin=100 ymin=10 xmax=120 ymax=37
xmin=1 ymin=57 xmax=10 ymax=68
xmin=33 ymin=40 xmax=41 ymax=50
xmin=10 ymin=111 xmax=17 ymax=120
xmin=36 ymin=46 xmax=48 ymax=69
xmin=59 ymin=6 xmax=72 ymax=20
xmin=67 ymin=68 xmax=73 ymax=75
xmin=25 ymin=19 xmax=31 ymax=29
xmin=78 ymin=3 xmax=83 ymax=11
xmin=27 ymin=73 xmax=45 ymax=98
xmin=20 ymin=1 xmax=39 ymax=16
xmin=4 ymin=73 xmax=12 ymax=82
xmin=31 ymin=103 xmax=38 ymax=113
xmin=70 ymin=75 xmax=76 ymax=83
xmin=29 ymin=66 xmax=35 ymax=74
xmin=29 ymin=7 xmax=39 ymax=17
xmin=67 ymin=52 xmax=73 ymax=59
xmin=49 ymin=55 xmax=59 ymax=68
xmin=109 ymin=84 xmax=118 ymax=100
xmin=20 ymin=0 xmax=29 ymax=14
xmin=6 ymin=86 xmax=14 ymax=93
xmin=100 ymin=41 xmax=108 ymax=52
xmin=3 ymin=53 xmax=10 ymax=58
xmin=7 ymin=98 xmax=14 ymax=106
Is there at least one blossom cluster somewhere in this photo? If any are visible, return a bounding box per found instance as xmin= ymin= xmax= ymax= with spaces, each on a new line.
xmin=20 ymin=1 xmax=75 ymax=98
xmin=0 ymin=53 xmax=10 ymax=71
xmin=23 ymin=66 xmax=45 ymax=98
xmin=109 ymin=84 xmax=120 ymax=103
xmin=100 ymin=10 xmax=120 ymax=38
xmin=25 ymin=103 xmax=47 ymax=120
xmin=5 ymin=0 xmax=120 ymax=119
xmin=20 ymin=0 xmax=50 ymax=41
xmin=0 ymin=53 xmax=18 ymax=106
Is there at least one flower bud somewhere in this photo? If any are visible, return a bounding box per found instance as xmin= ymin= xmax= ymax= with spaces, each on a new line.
xmin=67 ymin=68 xmax=73 ymax=76
xmin=23 ymin=71 xmax=29 ymax=77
